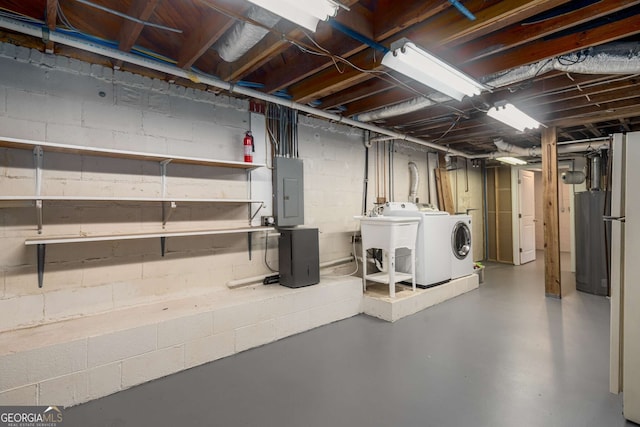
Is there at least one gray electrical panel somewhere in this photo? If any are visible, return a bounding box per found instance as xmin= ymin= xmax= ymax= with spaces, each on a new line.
xmin=278 ymin=227 xmax=319 ymax=288
xmin=273 ymin=157 xmax=304 ymax=227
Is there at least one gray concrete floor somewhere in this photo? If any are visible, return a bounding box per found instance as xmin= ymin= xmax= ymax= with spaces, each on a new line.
xmin=66 ymin=253 xmax=633 ymax=426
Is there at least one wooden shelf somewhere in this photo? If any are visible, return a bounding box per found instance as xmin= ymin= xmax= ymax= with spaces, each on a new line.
xmin=0 ymin=136 xmax=266 ymax=169
xmin=27 ymin=227 xmax=276 ymax=288
xmin=0 ymin=196 xmax=263 ymax=203
xmin=0 ymin=136 xmax=270 ymax=288
xmin=25 ymin=226 xmax=275 ymax=245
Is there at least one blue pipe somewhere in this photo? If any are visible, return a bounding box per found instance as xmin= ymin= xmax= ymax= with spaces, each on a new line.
xmin=328 ymin=20 xmax=388 ymax=54
xmin=448 ymin=0 xmax=476 ymax=21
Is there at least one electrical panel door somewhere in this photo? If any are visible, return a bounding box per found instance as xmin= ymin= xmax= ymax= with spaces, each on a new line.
xmin=273 ymin=157 xmax=304 ymax=226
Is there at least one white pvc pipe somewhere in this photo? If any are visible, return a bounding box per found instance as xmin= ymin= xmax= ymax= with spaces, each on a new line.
xmin=408 ymin=161 xmax=419 ymax=203
xmin=0 ymin=16 xmax=471 ymax=158
xmin=226 ymin=256 xmax=355 ymax=288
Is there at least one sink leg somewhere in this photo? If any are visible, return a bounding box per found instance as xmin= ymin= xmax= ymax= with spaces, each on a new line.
xmin=389 ymin=251 xmax=395 ymax=298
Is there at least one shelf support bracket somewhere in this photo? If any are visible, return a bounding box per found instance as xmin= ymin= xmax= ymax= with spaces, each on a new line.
xmin=33 ymin=146 xmax=44 ymax=234
xmin=162 ymin=201 xmax=177 ymax=227
xmin=160 ymin=236 xmax=167 ymax=257
xmin=250 ymin=201 xmax=265 ymax=223
xmin=37 ymin=243 xmax=46 ymax=288
xmin=247 ymin=232 xmax=252 ymax=261
xmin=160 ymin=159 xmax=172 ymax=198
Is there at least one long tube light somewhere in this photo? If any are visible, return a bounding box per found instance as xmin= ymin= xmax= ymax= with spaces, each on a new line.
xmin=496 ymin=156 xmax=528 ymax=165
xmin=487 ymin=103 xmax=543 ymax=132
xmin=246 ymin=0 xmax=340 ymax=32
xmin=381 ymin=40 xmax=487 ymax=101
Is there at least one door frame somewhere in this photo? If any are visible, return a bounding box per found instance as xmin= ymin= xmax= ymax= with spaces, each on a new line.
xmin=510 ymin=162 xmax=574 ymax=267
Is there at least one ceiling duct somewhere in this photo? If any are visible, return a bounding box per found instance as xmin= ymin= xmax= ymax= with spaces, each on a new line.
xmin=213 ymin=6 xmax=280 ymax=63
xmin=486 ymin=138 xmax=610 ymax=159
xmin=484 ymin=43 xmax=640 ymax=88
xmin=355 ymin=93 xmax=451 ymax=122
xmin=358 ymin=42 xmax=640 ymax=122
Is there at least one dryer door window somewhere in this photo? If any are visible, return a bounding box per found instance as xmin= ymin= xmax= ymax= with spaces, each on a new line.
xmin=452 ymin=222 xmax=471 ymax=260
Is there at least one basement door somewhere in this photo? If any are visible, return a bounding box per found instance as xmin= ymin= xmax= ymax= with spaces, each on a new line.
xmin=519 ymin=169 xmax=536 ymax=264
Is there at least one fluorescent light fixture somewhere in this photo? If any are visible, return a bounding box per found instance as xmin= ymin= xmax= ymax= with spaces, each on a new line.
xmin=381 ymin=40 xmax=487 ymax=101
xmin=487 ymin=103 xmax=542 ymax=132
xmin=246 ymin=0 xmax=340 ymax=32
xmin=496 ymin=156 xmax=528 ymax=166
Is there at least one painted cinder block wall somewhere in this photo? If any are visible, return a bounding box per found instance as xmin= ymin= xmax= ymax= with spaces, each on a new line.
xmin=0 ymin=42 xmax=484 ymax=333
xmin=0 ymin=43 xmax=363 ymax=332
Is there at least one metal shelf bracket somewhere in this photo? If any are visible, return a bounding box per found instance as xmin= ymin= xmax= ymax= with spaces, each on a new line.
xmin=33 ymin=146 xmax=44 ymax=234
xmin=162 ymin=201 xmax=177 ymax=227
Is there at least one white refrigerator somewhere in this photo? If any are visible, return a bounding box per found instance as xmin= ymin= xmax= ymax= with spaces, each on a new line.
xmin=610 ymin=131 xmax=640 ymax=423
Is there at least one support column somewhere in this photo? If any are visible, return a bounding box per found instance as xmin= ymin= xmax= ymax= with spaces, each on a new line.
xmin=542 ymin=127 xmax=561 ymax=298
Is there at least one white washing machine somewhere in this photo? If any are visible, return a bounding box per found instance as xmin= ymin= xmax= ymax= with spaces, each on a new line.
xmin=450 ymin=214 xmax=474 ymax=279
xmin=381 ymin=202 xmax=451 ymax=287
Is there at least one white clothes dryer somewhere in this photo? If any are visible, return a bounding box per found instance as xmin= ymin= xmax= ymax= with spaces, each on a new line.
xmin=381 ymin=203 xmax=451 ymax=287
xmin=450 ymin=214 xmax=474 ymax=279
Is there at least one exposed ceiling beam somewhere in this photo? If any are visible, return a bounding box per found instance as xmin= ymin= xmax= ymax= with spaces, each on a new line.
xmin=524 ymin=83 xmax=640 ymax=113
xmin=518 ymin=76 xmax=640 ymax=107
xmin=177 ymin=6 xmax=239 ymax=69
xmin=216 ymin=29 xmax=298 ymax=82
xmin=287 ymin=0 xmax=570 ymax=107
xmin=45 ymin=0 xmax=57 ymax=53
xmin=468 ymin=13 xmax=640 ymax=76
xmin=586 ymin=123 xmax=603 ymax=137
xmin=544 ymin=97 xmax=640 ymax=124
xmin=455 ymin=0 xmax=640 ymax=64
xmin=262 ymin=0 xmax=452 ymax=95
xmin=289 ymin=49 xmax=381 ymax=103
xmin=319 ymin=79 xmax=396 ymax=111
xmin=410 ymin=0 xmax=570 ymax=48
xmin=373 ymin=0 xmax=450 ymax=41
xmin=550 ymin=104 xmax=640 ymax=127
xmin=117 ymin=0 xmax=161 ymax=53
xmin=217 ymin=1 xmax=364 ymax=82
xmin=342 ymin=83 xmax=421 ymax=116
xmin=619 ymin=118 xmax=632 ymax=132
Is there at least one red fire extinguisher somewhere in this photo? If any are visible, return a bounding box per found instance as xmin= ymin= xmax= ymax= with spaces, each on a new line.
xmin=243 ymin=131 xmax=254 ymax=163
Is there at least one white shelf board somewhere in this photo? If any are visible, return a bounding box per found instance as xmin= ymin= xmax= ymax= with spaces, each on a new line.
xmin=364 ymin=272 xmax=413 ymax=285
xmin=25 ymin=226 xmax=275 ymax=245
xmin=0 ymin=196 xmax=263 ymax=203
xmin=0 ymin=136 xmax=265 ymax=169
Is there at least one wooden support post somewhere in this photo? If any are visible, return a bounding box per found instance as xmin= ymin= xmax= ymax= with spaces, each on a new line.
xmin=541 ymin=127 xmax=562 ymax=298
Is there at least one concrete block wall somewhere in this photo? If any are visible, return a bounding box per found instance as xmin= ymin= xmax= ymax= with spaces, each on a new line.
xmin=0 ymin=44 xmax=366 ymax=331
xmin=0 ymin=278 xmax=363 ymax=407
xmin=298 ymin=117 xmax=365 ymax=263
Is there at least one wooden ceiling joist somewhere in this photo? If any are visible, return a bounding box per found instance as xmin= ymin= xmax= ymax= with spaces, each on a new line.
xmin=45 ymin=0 xmax=58 ymax=53
xmin=468 ymin=13 xmax=640 ymax=76
xmin=117 ymin=0 xmax=162 ymax=53
xmin=177 ymin=6 xmax=240 ymax=69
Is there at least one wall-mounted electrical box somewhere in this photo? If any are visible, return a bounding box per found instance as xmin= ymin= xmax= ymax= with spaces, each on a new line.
xmin=273 ymin=157 xmax=304 ymax=227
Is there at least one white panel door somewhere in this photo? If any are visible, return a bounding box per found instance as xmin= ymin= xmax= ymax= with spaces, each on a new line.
xmin=519 ymin=169 xmax=536 ymax=264
xmin=624 ymin=132 xmax=640 ymax=423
